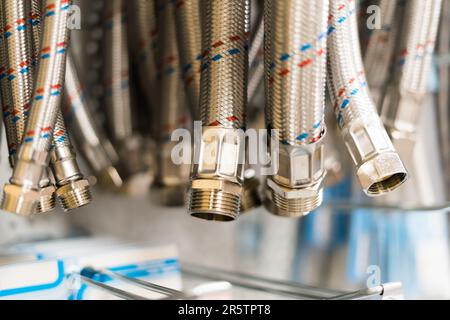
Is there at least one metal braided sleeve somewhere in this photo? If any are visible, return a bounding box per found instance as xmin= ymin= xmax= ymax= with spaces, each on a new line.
xmin=102 ymin=0 xmax=133 ymax=143
xmin=0 ymin=0 xmax=17 ymax=163
xmin=247 ymin=11 xmax=263 ymax=105
xmin=155 ymin=0 xmax=187 ymax=139
xmin=199 ymin=0 xmax=250 ymax=129
xmin=0 ymin=0 xmax=34 ymax=164
xmin=363 ymin=0 xmax=404 ymax=108
xmin=128 ymin=0 xmax=159 ymax=108
xmin=381 ymin=0 xmax=442 ymax=134
xmin=19 ymin=0 xmax=70 ymax=155
xmin=327 ymin=0 xmax=379 ymax=129
xmin=11 ymin=0 xmax=70 ymax=183
xmin=174 ymin=0 xmax=202 ymax=120
xmin=64 ymin=53 xmax=123 ymax=188
xmin=265 ymin=0 xmax=328 ymax=145
xmin=327 ymin=0 xmax=407 ymax=195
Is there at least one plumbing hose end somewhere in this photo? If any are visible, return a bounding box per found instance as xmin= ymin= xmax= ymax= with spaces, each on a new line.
xmin=56 ymin=179 xmax=92 ymax=212
xmin=97 ymin=166 xmax=124 ymax=190
xmin=0 ymin=184 xmax=40 ymax=216
xmin=150 ymin=184 xmax=188 ymax=207
xmin=120 ymin=170 xmax=154 ymax=197
xmin=264 ymin=178 xmax=323 ymax=218
xmin=188 ymin=179 xmax=242 ymax=222
xmin=357 ymin=151 xmax=408 ymax=197
xmin=240 ymin=174 xmax=261 ymax=214
xmin=36 ymin=185 xmax=57 ymax=214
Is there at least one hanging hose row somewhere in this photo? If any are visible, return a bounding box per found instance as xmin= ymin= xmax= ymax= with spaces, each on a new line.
xmin=0 ymin=0 xmax=444 ymax=221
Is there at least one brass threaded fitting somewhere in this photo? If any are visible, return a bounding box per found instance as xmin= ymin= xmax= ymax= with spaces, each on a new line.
xmin=36 ymin=185 xmax=57 ymax=214
xmin=264 ymin=183 xmax=323 ymax=218
xmin=1 ymin=184 xmax=40 ymax=216
xmin=56 ymin=179 xmax=92 ymax=211
xmin=188 ymin=179 xmax=242 ymax=222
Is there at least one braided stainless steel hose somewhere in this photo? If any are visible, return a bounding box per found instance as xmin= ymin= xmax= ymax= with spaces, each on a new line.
xmin=380 ymin=0 xmax=442 ymax=159
xmin=1 ymin=0 xmax=71 ymax=215
xmin=247 ymin=10 xmax=264 ymax=107
xmin=151 ymin=0 xmax=190 ymax=206
xmin=28 ymin=0 xmax=59 ymax=214
xmin=64 ymin=53 xmax=123 ymax=190
xmin=327 ymin=0 xmax=407 ymax=196
xmin=26 ymin=0 xmax=92 ymax=212
xmin=188 ymin=0 xmax=250 ymax=221
xmin=174 ymin=0 xmax=202 ymax=120
xmin=263 ymin=0 xmax=328 ymax=218
xmin=102 ymin=0 xmax=150 ymax=195
xmin=363 ymin=0 xmax=404 ymax=108
xmin=0 ymin=0 xmax=56 ymax=214
xmin=128 ymin=0 xmax=159 ymax=141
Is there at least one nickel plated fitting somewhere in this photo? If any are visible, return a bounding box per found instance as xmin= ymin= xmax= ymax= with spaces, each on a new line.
xmin=50 ymin=143 xmax=92 ymax=211
xmin=188 ymin=127 xmax=245 ymax=221
xmin=264 ymin=134 xmax=326 ymax=218
xmin=341 ymin=118 xmax=408 ymax=196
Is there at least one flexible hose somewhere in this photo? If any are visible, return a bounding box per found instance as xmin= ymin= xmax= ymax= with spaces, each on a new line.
xmin=363 ymin=0 xmax=404 ymax=108
xmin=64 ymin=53 xmax=123 ymax=189
xmin=265 ymin=0 xmax=327 ymax=146
xmin=199 ymin=0 xmax=249 ymax=130
xmin=263 ymin=0 xmax=328 ymax=217
xmin=102 ymin=0 xmax=133 ymax=144
xmin=0 ymin=0 xmax=34 ymax=165
xmin=381 ymin=0 xmax=442 ymax=142
xmin=150 ymin=0 xmax=190 ymax=205
xmin=247 ymin=11 xmax=264 ymax=106
xmin=174 ymin=0 xmax=202 ymax=120
xmin=1 ymin=0 xmax=71 ymax=215
xmin=188 ymin=0 xmax=250 ymax=221
xmin=128 ymin=0 xmax=159 ymax=132
xmin=327 ymin=0 xmax=407 ymax=196
xmin=156 ymin=0 xmax=187 ymax=140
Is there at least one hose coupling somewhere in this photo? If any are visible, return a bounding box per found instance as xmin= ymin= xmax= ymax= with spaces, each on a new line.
xmin=342 ymin=118 xmax=408 ymax=196
xmin=264 ymin=138 xmax=326 ymax=218
xmin=151 ymin=140 xmax=190 ymax=206
xmin=188 ymin=127 xmax=245 ymax=221
xmin=116 ymin=135 xmax=153 ymax=197
xmin=1 ymin=156 xmax=47 ymax=216
xmin=50 ymin=145 xmax=92 ymax=211
xmin=381 ymin=89 xmax=424 ymax=158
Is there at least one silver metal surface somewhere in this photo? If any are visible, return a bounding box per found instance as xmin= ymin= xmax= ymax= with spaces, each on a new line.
xmin=1 ymin=0 xmax=71 ymax=215
xmin=327 ymin=0 xmax=408 ymax=196
xmin=188 ymin=0 xmax=250 ymax=221
xmin=364 ymin=0 xmax=404 ymax=109
xmin=174 ymin=0 xmax=202 ymax=120
xmin=380 ymin=0 xmax=442 ymax=159
xmin=263 ymin=0 xmax=328 ymax=217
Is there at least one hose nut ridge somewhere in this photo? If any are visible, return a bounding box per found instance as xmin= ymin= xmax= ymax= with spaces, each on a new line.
xmin=189 ymin=127 xmax=245 ymax=221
